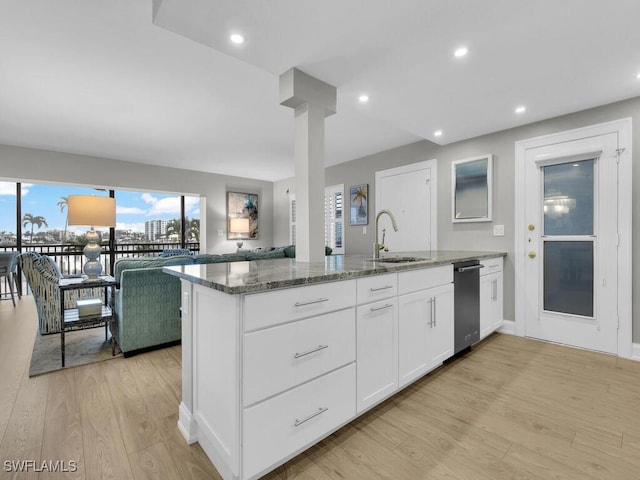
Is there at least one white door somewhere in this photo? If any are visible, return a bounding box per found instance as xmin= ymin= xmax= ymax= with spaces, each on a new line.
xmin=375 ymin=160 xmax=437 ymax=253
xmin=523 ymin=133 xmax=619 ymax=354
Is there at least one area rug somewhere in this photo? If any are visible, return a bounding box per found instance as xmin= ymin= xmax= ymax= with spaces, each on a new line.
xmin=29 ymin=328 xmax=122 ymax=377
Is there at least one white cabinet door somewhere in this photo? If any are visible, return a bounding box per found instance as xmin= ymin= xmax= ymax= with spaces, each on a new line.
xmin=480 ymin=273 xmax=494 ymax=339
xmin=480 ymin=272 xmax=503 ymax=339
xmin=492 ymin=272 xmax=504 ymax=331
xmin=356 ymin=298 xmax=398 ymax=413
xmin=426 ymin=283 xmax=454 ymax=369
xmin=398 ymin=290 xmax=430 ymax=388
xmin=398 ymin=282 xmax=454 ymax=388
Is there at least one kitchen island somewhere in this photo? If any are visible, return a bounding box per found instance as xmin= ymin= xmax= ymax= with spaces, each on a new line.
xmin=164 ymin=250 xmax=506 ymax=480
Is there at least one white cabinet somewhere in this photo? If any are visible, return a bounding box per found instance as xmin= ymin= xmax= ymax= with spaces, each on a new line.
xmin=425 ymin=283 xmax=454 ymax=368
xmin=243 ymin=364 xmax=355 ymax=479
xmin=480 ymin=257 xmax=504 ymax=339
xmin=398 ymin=290 xmax=430 ymax=387
xmin=177 ymin=256 xmax=503 ymax=480
xmin=243 ymin=308 xmax=356 ymax=406
xmin=356 ymin=298 xmax=398 ymax=413
xmin=398 ymin=271 xmax=454 ymax=388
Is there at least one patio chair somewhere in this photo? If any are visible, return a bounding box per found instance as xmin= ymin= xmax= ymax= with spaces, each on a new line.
xmin=0 ymin=251 xmax=19 ymax=307
xmin=18 ymin=252 xmax=104 ymax=334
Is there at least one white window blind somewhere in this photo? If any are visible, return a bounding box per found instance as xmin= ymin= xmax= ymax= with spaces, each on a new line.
xmin=288 ymin=185 xmax=345 ymax=254
xmin=324 ymin=184 xmax=344 ymax=254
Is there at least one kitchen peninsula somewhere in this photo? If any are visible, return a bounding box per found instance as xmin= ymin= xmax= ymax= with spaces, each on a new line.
xmin=164 ymin=250 xmax=506 ymax=480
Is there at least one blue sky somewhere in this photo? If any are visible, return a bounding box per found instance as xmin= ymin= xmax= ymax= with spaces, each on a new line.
xmin=0 ymin=181 xmax=199 ymax=234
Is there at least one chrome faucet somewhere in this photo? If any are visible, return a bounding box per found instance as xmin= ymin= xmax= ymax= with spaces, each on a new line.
xmin=374 ymin=209 xmax=399 ymax=259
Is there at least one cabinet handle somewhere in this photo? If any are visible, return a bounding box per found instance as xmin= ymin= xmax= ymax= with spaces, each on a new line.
xmin=369 ymin=285 xmax=393 ymax=292
xmin=370 ymin=303 xmax=394 ymax=312
xmin=294 ymin=344 xmax=329 ymax=359
xmin=427 ymin=298 xmax=434 ymax=328
xmin=492 ymin=279 xmax=498 ymax=301
xmin=432 ymin=296 xmax=437 ymax=327
xmin=294 ymin=407 xmax=328 ymax=427
xmin=294 ymin=298 xmax=329 ymax=307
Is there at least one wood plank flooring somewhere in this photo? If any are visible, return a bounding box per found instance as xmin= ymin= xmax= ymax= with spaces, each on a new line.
xmin=1 ymin=297 xmax=639 ymax=479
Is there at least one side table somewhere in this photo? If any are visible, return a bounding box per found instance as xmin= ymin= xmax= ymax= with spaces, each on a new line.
xmin=59 ymin=275 xmax=118 ymax=367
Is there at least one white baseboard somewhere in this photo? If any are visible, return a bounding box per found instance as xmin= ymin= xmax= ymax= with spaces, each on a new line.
xmin=497 ymin=319 xmax=515 ymax=335
xmin=178 ymin=402 xmax=198 ymax=444
xmin=632 ymin=343 xmax=640 ymax=362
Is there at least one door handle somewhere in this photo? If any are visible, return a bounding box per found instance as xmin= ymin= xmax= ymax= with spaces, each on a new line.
xmin=457 ymin=264 xmax=484 ymax=273
xmin=528 ymin=251 xmax=536 ymax=259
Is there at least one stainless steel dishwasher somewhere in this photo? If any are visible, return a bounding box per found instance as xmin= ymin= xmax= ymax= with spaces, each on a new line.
xmin=453 ymin=260 xmax=483 ymax=354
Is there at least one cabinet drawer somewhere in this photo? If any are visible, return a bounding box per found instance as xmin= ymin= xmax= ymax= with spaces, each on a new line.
xmin=398 ymin=265 xmax=453 ymax=295
xmin=356 ymin=273 xmax=397 ymax=304
xmin=243 ymin=280 xmax=356 ymax=331
xmin=480 ymin=257 xmax=503 ymax=275
xmin=243 ymin=364 xmax=356 ymax=479
xmin=243 ymin=308 xmax=355 ymax=406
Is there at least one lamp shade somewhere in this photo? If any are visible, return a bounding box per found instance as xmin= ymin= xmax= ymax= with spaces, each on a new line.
xmin=229 ymin=217 xmax=250 ymax=234
xmin=67 ymin=195 xmax=116 ymax=227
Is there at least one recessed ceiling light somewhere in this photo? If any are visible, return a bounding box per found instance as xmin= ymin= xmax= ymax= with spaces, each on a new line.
xmin=454 ymin=47 xmax=468 ymax=58
xmin=358 ymin=94 xmax=369 ymax=103
xmin=434 ymin=130 xmax=443 ymax=137
xmin=230 ymin=33 xmax=245 ymax=45
xmin=636 ymin=72 xmax=640 ymax=79
xmin=515 ymin=106 xmax=526 ymax=114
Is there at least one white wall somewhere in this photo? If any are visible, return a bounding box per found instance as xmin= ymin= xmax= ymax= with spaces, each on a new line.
xmin=273 ymin=96 xmax=640 ymax=342
xmin=0 ymin=144 xmax=274 ymax=253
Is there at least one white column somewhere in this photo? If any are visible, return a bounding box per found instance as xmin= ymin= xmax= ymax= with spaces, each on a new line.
xmin=280 ymin=68 xmax=336 ymax=262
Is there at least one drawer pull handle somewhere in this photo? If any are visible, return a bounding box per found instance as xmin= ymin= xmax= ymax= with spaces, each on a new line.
xmin=294 ymin=407 xmax=329 ymax=427
xmin=370 ymin=303 xmax=394 ymax=312
xmin=370 ymin=285 xmax=393 ymax=292
xmin=294 ymin=298 xmax=329 ymax=307
xmin=294 ymin=344 xmax=329 ymax=359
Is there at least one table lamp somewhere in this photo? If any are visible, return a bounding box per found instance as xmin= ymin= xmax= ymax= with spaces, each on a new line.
xmin=229 ymin=217 xmax=250 ymax=250
xmin=67 ymin=195 xmax=116 ymax=279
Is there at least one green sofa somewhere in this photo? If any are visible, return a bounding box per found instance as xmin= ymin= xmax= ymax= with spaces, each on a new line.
xmin=113 ymin=246 xmax=317 ymax=355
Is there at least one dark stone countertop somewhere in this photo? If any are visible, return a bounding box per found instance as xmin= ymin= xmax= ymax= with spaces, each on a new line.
xmin=163 ymin=250 xmax=506 ymax=295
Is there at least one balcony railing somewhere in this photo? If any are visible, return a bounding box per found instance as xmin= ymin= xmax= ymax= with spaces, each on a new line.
xmin=0 ymin=242 xmax=200 ymax=297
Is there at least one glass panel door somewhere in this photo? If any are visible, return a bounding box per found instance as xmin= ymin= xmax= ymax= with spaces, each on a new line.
xmin=542 ymin=159 xmax=595 ymax=318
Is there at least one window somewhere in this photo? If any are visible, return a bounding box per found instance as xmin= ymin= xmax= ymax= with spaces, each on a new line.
xmin=324 ymin=184 xmax=344 ymax=254
xmin=288 ymin=184 xmax=345 ymax=254
xmin=113 ymin=190 xmax=200 ymax=246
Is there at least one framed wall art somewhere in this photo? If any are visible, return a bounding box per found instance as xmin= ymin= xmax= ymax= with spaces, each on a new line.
xmin=227 ymin=191 xmax=259 ymax=239
xmin=349 ymin=184 xmax=368 ymax=225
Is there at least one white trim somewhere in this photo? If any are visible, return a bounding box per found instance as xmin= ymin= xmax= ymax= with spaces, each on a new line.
xmin=632 ymin=343 xmax=640 ymax=362
xmin=498 ymin=319 xmax=516 ymax=335
xmin=374 ymin=159 xmax=438 ymax=250
xmin=533 ymin=149 xmax=602 ymax=167
xmin=514 ymin=118 xmax=633 ymax=359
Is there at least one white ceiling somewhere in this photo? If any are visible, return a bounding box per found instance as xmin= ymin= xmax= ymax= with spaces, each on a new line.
xmin=1 ymin=0 xmax=639 ymax=182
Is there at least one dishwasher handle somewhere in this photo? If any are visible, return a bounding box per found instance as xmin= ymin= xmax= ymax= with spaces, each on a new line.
xmin=456 ymin=264 xmax=485 ymax=273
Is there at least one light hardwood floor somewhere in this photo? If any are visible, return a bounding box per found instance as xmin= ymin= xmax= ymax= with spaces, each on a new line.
xmin=1 ymin=296 xmax=639 ymax=479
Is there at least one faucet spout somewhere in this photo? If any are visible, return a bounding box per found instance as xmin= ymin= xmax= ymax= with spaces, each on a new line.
xmin=374 ymin=209 xmax=399 ymax=259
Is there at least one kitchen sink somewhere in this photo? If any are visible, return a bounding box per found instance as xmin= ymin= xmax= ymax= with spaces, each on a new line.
xmin=370 ymin=256 xmax=430 ymax=263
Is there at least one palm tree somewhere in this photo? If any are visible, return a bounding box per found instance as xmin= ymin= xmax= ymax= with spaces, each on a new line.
xmin=187 ymin=217 xmax=200 ymax=242
xmin=165 ymin=218 xmax=181 ymax=241
xmin=22 ymin=213 xmax=48 ymax=244
xmin=57 ymin=196 xmax=69 ymax=242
